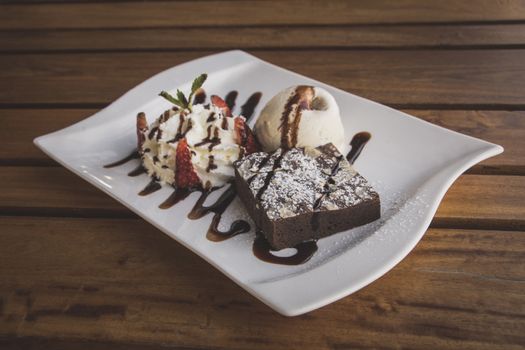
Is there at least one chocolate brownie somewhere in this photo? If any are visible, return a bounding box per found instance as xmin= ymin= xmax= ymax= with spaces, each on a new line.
xmin=234 ymin=143 xmax=380 ymax=250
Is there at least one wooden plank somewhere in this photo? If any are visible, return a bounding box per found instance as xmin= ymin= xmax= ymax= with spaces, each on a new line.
xmin=1 ymin=166 xmax=524 ymax=229
xmin=0 ymin=216 xmax=524 ymax=349
xmin=2 ymin=109 xmax=524 ymax=174
xmin=2 ymin=109 xmax=97 ymax=165
xmin=3 ymin=24 xmax=525 ymax=52
xmin=1 ymin=50 xmax=525 ymax=107
xmin=406 ymin=110 xmax=525 ymax=175
xmin=1 ymin=0 xmax=525 ymax=30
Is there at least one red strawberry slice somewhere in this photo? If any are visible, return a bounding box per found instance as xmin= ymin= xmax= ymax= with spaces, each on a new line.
xmin=176 ymin=138 xmax=201 ymax=189
xmin=211 ymin=95 xmax=232 ymax=117
xmin=136 ymin=112 xmax=148 ymax=151
xmin=234 ymin=117 xmax=259 ymax=155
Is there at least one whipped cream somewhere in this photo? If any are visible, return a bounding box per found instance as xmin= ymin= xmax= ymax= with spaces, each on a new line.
xmin=140 ymin=104 xmax=245 ymax=188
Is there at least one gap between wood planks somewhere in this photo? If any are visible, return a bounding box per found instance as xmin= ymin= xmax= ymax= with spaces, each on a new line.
xmin=1 ymin=0 xmax=525 ymax=30
xmin=1 ymin=167 xmax=524 ymax=231
xmin=2 ymin=23 xmax=525 ymax=53
xmin=1 ymin=160 xmax=522 ymax=177
xmin=1 ymin=210 xmax=524 ymax=233
xmin=2 ymin=50 xmax=524 ymax=106
xmin=4 ymin=103 xmax=525 ymax=110
xmin=2 ymin=108 xmax=524 ymax=175
xmin=4 ymin=46 xmax=525 ymax=55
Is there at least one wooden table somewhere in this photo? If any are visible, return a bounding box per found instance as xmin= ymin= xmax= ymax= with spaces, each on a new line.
xmin=1 ymin=1 xmax=525 ymax=349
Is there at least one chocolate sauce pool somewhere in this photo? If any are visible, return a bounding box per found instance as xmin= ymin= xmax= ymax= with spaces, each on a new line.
xmin=103 ymin=88 xmax=372 ymax=266
xmin=347 ymin=132 xmax=371 ymax=165
xmin=253 ymin=233 xmax=318 ymax=265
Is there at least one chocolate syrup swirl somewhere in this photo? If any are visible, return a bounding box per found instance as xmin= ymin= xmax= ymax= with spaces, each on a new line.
xmin=279 ymin=86 xmax=313 ymax=149
xmin=139 ymin=179 xmax=161 ymax=196
xmin=103 ymin=151 xmax=139 ymax=168
xmin=148 ymin=126 xmax=159 ymax=140
xmin=311 ymin=155 xmax=343 ymax=231
xmin=206 ymin=155 xmax=218 ymax=172
xmin=159 ymin=188 xmax=194 ymax=209
xmin=206 ymin=112 xmax=216 ymax=123
xmin=207 ymin=214 xmax=251 ymax=242
xmin=221 ymin=116 xmax=229 ymax=130
xmin=252 ymin=233 xmax=318 ymax=265
xmin=128 ymin=164 xmax=146 ymax=177
xmin=255 ymin=149 xmax=288 ymax=201
xmin=188 ymin=185 xmax=251 ymax=241
xmin=194 ymin=125 xmax=220 ymax=151
xmin=346 ymin=132 xmax=371 ymax=165
xmin=246 ymin=152 xmax=273 ymax=185
xmin=240 ymin=92 xmax=262 ymax=121
xmin=225 ymin=90 xmax=238 ymax=111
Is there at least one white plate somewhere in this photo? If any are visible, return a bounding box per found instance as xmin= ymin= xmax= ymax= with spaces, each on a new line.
xmin=34 ymin=50 xmax=503 ymax=316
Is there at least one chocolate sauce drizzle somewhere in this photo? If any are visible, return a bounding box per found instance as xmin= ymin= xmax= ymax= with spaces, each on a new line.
xmin=184 ymin=185 xmax=250 ymax=241
xmin=103 ymin=151 xmax=139 ymax=168
xmin=252 ymin=233 xmax=318 ymax=265
xmin=158 ymin=188 xmax=193 ymax=209
xmin=206 ymin=112 xmax=216 ymax=123
xmin=193 ymin=89 xmax=206 ymax=105
xmin=246 ymin=152 xmax=273 ymax=185
xmin=195 ymin=125 xmax=221 ymax=151
xmin=240 ymin=92 xmax=263 ymax=121
xmin=347 ymin=132 xmax=371 ymax=165
xmin=221 ymin=116 xmax=229 ymax=130
xmin=128 ymin=164 xmax=146 ymax=177
xmin=279 ymin=86 xmax=314 ymax=149
xmin=225 ymin=90 xmax=238 ymax=111
xmin=139 ymin=179 xmax=162 ymax=196
xmin=255 ymin=149 xmax=288 ymax=201
xmin=311 ymin=155 xmax=343 ymax=231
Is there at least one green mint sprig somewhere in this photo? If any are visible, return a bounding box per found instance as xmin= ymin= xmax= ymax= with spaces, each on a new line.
xmin=159 ymin=73 xmax=207 ymax=112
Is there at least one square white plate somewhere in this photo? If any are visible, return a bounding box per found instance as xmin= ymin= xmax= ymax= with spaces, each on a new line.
xmin=35 ymin=50 xmax=503 ymax=316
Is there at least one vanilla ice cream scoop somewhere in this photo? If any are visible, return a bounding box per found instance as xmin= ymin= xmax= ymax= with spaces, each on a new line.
xmin=254 ymin=86 xmax=345 ymax=152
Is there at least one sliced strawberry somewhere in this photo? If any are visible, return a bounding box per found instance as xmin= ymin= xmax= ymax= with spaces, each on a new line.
xmin=210 ymin=95 xmax=232 ymax=117
xmin=136 ymin=112 xmax=148 ymax=151
xmin=234 ymin=117 xmax=259 ymax=155
xmin=175 ymin=138 xmax=201 ymax=189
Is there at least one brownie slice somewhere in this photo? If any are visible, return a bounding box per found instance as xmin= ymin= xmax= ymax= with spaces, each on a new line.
xmin=234 ymin=143 xmax=380 ymax=250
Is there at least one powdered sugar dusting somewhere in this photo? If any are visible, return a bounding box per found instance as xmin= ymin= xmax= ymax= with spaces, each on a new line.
xmin=235 ymin=144 xmax=379 ymax=220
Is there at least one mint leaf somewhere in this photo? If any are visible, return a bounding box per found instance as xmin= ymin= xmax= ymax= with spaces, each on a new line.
xmin=191 ymin=74 xmax=207 ymax=95
xmin=159 ymin=73 xmax=207 ymax=112
xmin=159 ymin=91 xmax=184 ymax=108
xmin=176 ymin=89 xmax=188 ymax=108
xmin=188 ymin=73 xmax=207 ymax=105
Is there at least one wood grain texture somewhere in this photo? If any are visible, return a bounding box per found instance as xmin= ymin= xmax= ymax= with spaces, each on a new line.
xmin=407 ymin=110 xmax=525 ymax=175
xmin=2 ymin=0 xmax=525 ymax=30
xmin=0 ymin=217 xmax=524 ymax=349
xmin=2 ymin=50 xmax=525 ymax=107
xmin=1 ymin=166 xmax=524 ymax=229
xmin=3 ymin=24 xmax=525 ymax=53
xmin=1 ymin=1 xmax=524 ymax=348
xmin=3 ymin=109 xmax=524 ymax=174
